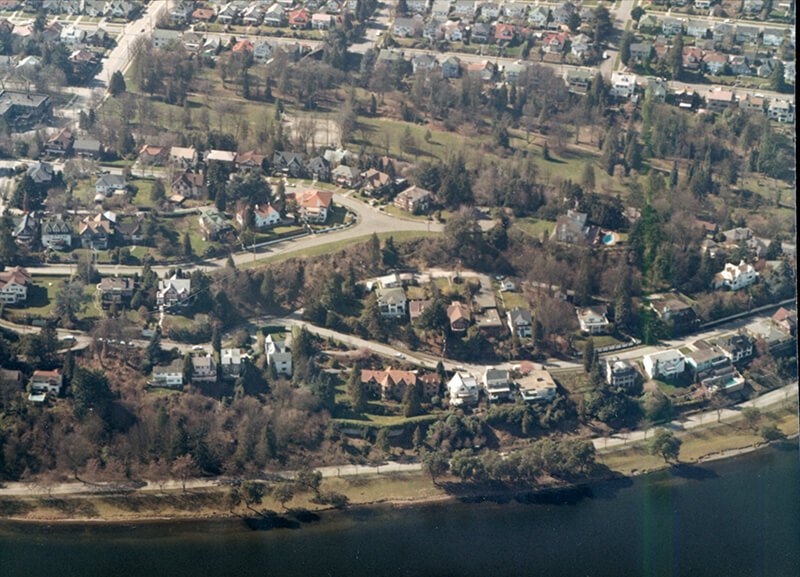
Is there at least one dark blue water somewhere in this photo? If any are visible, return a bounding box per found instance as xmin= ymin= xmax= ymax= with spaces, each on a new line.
xmin=1 ymin=444 xmax=798 ymax=577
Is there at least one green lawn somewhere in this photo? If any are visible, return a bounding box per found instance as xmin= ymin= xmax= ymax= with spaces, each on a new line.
xmin=129 ymin=178 xmax=156 ymax=208
xmin=499 ymin=290 xmax=528 ymax=311
xmin=7 ymin=275 xmax=100 ymax=320
xmin=514 ymin=217 xmax=557 ymax=239
xmin=351 ymin=116 xmax=473 ymax=162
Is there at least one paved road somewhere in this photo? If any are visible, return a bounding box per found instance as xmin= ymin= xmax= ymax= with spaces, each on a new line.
xmin=0 ymin=380 xmax=794 ymax=498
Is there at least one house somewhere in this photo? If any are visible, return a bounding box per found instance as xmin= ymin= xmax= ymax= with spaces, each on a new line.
xmin=378 ymin=48 xmax=405 ymax=64
xmin=611 ymin=72 xmax=637 ymax=99
xmin=550 ymin=210 xmax=599 ymax=244
xmin=503 ymin=60 xmax=528 ymax=84
xmin=238 ymin=203 xmax=281 ymax=229
xmin=287 ymin=7 xmax=310 ymax=27
xmin=45 ymin=127 xmax=73 ymax=155
xmin=570 ymin=33 xmax=592 ymax=58
xmin=418 ymin=373 xmax=441 ymax=398
xmin=604 ymin=357 xmax=639 ymax=390
xmin=643 ymin=76 xmax=668 ymax=102
xmin=157 ymin=274 xmax=191 ymax=307
xmin=361 ymin=168 xmax=392 ymax=195
xmin=206 ymin=149 xmax=237 ymax=165
xmin=362 ymin=369 xmax=418 ymax=401
xmin=220 ymin=348 xmax=243 ymax=378
xmin=151 ymin=360 xmax=184 ymax=388
xmin=95 ymin=173 xmax=126 ymax=196
xmin=638 ymin=14 xmax=659 ymax=32
xmin=761 ymin=28 xmax=785 ymax=47
xmin=470 ymin=22 xmax=492 ymax=44
xmin=409 ymin=299 xmax=431 ymax=322
xmin=694 ymin=0 xmax=711 ymax=8
xmin=242 ymin=4 xmax=265 ymax=25
xmin=703 ymin=51 xmax=728 ymax=75
xmin=577 ymin=306 xmax=610 ymax=335
xmin=542 ymin=31 xmax=567 ymax=53
xmin=30 ymin=369 xmax=63 ymax=395
xmin=467 ymin=59 xmax=496 ymax=81
xmin=376 ymin=286 xmax=407 ymax=318
xmin=332 ymin=164 xmax=362 ymax=188
xmin=630 ymin=42 xmax=653 ymax=63
xmin=171 ymin=171 xmax=205 ymax=198
xmin=735 ymin=25 xmax=759 ymax=44
xmin=306 ymin=156 xmax=331 ymax=181
xmin=661 ymin=17 xmax=684 ymax=36
xmin=192 ymin=7 xmax=216 ymax=23
xmin=312 ymin=13 xmax=334 ymax=30
xmin=445 ymin=301 xmax=470 ymax=332
xmin=452 ymin=0 xmax=476 ymax=17
xmin=441 ymin=55 xmax=461 ymax=78
xmin=728 ymin=55 xmax=751 ymax=76
xmin=406 ymin=0 xmax=429 ymax=12
xmin=767 ymin=99 xmax=794 ymax=123
xmin=517 ymin=369 xmax=557 ymax=402
xmin=109 ymin=0 xmax=136 ymax=19
xmin=169 ymin=1 xmax=194 ymax=24
xmin=412 ymin=52 xmax=439 ymax=73
xmin=685 ymin=345 xmax=728 ymax=374
xmin=483 ymin=368 xmax=512 ymax=402
xmin=552 ymin=1 xmax=575 ymax=26
xmin=494 ymin=23 xmax=515 ymax=44
xmin=152 ymin=28 xmax=180 ymax=48
xmin=480 ymin=1 xmax=500 ymax=18
xmin=263 ymin=3 xmax=286 ymax=26
xmin=721 ymin=227 xmax=753 ymax=245
xmin=26 ymin=161 xmax=54 ymax=185
xmin=712 ymin=260 xmax=758 ymax=290
xmin=447 ymin=372 xmax=479 ymax=407
xmin=507 ymin=307 xmax=532 ymax=338
xmin=717 ymin=333 xmax=755 ymax=363
xmin=528 ymin=5 xmax=549 ymax=27
xmin=565 ymin=69 xmax=593 ymax=94
xmin=682 ymin=46 xmax=703 ymax=71
xmin=138 ymin=144 xmax=168 ymax=165
xmin=236 ymin=150 xmax=264 ymax=171
xmin=643 ymin=350 xmax=685 ymax=379
xmin=686 ymin=19 xmax=709 ymax=38
xmin=12 ymin=214 xmax=38 ymax=247
xmin=191 ymin=355 xmax=217 ymax=383
xmin=198 ymin=208 xmax=231 ymax=240
xmin=79 ymin=213 xmax=113 ymax=250
xmin=503 ymin=2 xmax=527 ymax=18
xmin=116 ymin=218 xmax=143 ymax=244
xmin=40 ymin=218 xmax=72 ymax=249
xmin=772 ymin=308 xmax=797 ymax=336
xmin=273 ymin=151 xmax=306 ymax=177
xmin=0 ymin=266 xmax=31 ymax=304
xmin=216 ymin=3 xmax=239 ymax=24
xmin=738 ymin=93 xmax=765 ymax=114
xmin=170 ymin=146 xmax=198 ymax=168
xmin=649 ymin=295 xmax=698 ymax=333
xmin=265 ymin=334 xmax=292 ymax=376
xmin=394 ymin=186 xmax=432 ymax=214
xmin=393 ymin=15 xmax=419 ymax=37
xmin=712 ymin=22 xmax=734 ymax=43
xmin=296 ymin=188 xmax=333 ymax=223
xmin=96 ymin=276 xmax=134 ymax=308
xmin=74 ymin=138 xmax=102 ymax=158
xmin=705 ymin=87 xmax=734 ymax=112
xmin=742 ymin=0 xmax=764 ymax=12
xmin=443 ymin=20 xmax=465 ymax=43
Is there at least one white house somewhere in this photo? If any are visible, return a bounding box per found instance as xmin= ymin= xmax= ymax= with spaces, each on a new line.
xmin=0 ymin=266 xmax=31 ymax=304
xmin=266 ymin=334 xmax=293 ymax=376
xmin=40 ymin=219 xmax=72 ymax=249
xmin=151 ymin=360 xmax=184 ymax=388
xmin=221 ymin=348 xmax=243 ymax=378
xmin=517 ymin=369 xmax=557 ymax=402
xmin=376 ymin=287 xmax=407 ymax=318
xmin=95 ymin=173 xmax=126 ymax=195
xmin=483 ymin=368 xmax=512 ymax=402
xmin=643 ymin=350 xmax=685 ymax=379
xmin=238 ymin=204 xmax=281 ymax=229
xmin=191 ymin=355 xmax=217 ymax=383
xmin=30 ymin=370 xmax=63 ymax=394
xmin=577 ymin=307 xmax=610 ymax=334
xmin=60 ymin=25 xmax=86 ymax=45
xmin=507 ymin=307 xmax=532 ymax=338
xmin=156 ymin=275 xmax=191 ymax=307
xmin=152 ymin=28 xmax=180 ymax=48
xmin=611 ymin=72 xmax=637 ymax=99
xmin=712 ymin=260 xmax=758 ymax=291
xmin=448 ymin=372 xmax=480 ymax=407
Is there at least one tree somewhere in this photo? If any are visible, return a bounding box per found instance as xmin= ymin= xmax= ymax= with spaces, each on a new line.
xmin=347 ymin=364 xmax=367 ymax=413
xmin=614 ymin=282 xmax=633 ymax=334
xmin=758 ymin=422 xmax=786 ymax=442
xmin=183 ymin=352 xmax=194 ymax=384
xmin=412 ymin=425 xmax=423 ymax=451
xmin=620 ymin=31 xmax=632 ymax=65
xmin=648 ymin=428 xmax=681 ymax=463
xmin=583 ymin=337 xmax=595 ymax=373
xmin=150 ymin=179 xmax=165 ymax=202
xmin=109 ymin=70 xmax=126 ymax=96
xmin=54 ymin=279 xmax=87 ymax=325
xmin=768 ymin=61 xmax=787 ymax=93
xmin=171 ymin=454 xmax=199 ymax=492
xmin=402 ymin=383 xmax=423 ymax=418
xmin=668 ymin=33 xmax=684 ymax=79
xmin=740 ymin=406 xmax=762 ymax=431
xmin=591 ymin=5 xmax=612 ymax=43
xmin=71 ymin=367 xmax=112 ymax=419
xmin=182 ymin=231 xmax=193 ymax=258
xmin=381 ymin=236 xmax=400 ymax=268
xmin=367 ymin=232 xmax=382 ymax=271
xmin=272 ymin=482 xmax=295 ymax=510
xmin=375 ymin=427 xmax=391 ymax=454
xmin=631 ymin=6 xmax=645 ymax=21
xmin=581 ymin=163 xmax=596 ymax=193
xmin=241 ymin=480 xmax=265 ymax=514
xmin=422 ymin=450 xmax=449 ymax=485
xmin=0 ymin=215 xmax=17 ymax=268
xmin=450 ymin=449 xmax=483 ymax=481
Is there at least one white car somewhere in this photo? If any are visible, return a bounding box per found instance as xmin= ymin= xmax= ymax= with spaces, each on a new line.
xmin=394 ymin=352 xmax=406 ymax=359
xmin=59 ymin=335 xmax=76 ymax=342
xmin=192 ymin=345 xmax=205 ymax=351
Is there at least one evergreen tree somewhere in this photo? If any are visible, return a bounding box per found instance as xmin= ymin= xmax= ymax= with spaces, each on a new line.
xmin=381 ymin=236 xmax=400 ymax=267
xmin=583 ymin=338 xmax=595 ymax=373
xmin=183 ymin=352 xmax=194 ymax=384
xmin=402 ymin=383 xmax=423 ymax=417
xmin=0 ymin=215 xmax=17 ymax=268
xmin=109 ymin=70 xmax=126 ymax=96
xmin=182 ymin=232 xmax=193 ymax=257
xmin=367 ymin=232 xmax=381 ymax=271
xmin=347 ymin=363 xmax=367 ymax=413
xmin=620 ymin=30 xmax=632 ymax=65
xmin=768 ymin=61 xmax=787 ymax=93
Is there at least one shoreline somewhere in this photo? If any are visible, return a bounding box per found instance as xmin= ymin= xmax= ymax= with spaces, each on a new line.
xmin=2 ymin=435 xmax=797 ymax=527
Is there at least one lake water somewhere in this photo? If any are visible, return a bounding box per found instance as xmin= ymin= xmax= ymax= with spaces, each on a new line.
xmin=1 ymin=444 xmax=798 ymax=577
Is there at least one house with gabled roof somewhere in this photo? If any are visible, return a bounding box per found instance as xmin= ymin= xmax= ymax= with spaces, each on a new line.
xmin=172 ymin=171 xmax=205 ymax=198
xmin=41 ymin=217 xmax=72 ymax=249
xmin=0 ymin=266 xmax=31 ymax=304
xmin=157 ymin=274 xmax=191 ymax=307
xmin=296 ymin=188 xmax=333 ymax=223
xmin=273 ymin=151 xmax=306 ymax=177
